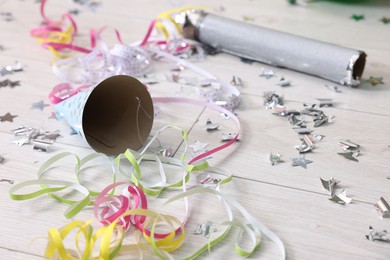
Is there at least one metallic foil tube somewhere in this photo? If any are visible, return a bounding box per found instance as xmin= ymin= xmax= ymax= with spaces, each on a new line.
xmin=182 ymin=11 xmax=366 ymax=87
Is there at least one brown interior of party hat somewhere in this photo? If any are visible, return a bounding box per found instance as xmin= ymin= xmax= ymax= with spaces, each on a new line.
xmin=83 ymin=75 xmax=154 ymax=156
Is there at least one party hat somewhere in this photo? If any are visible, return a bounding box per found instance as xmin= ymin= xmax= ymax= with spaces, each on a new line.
xmin=55 ymin=75 xmax=154 ymax=156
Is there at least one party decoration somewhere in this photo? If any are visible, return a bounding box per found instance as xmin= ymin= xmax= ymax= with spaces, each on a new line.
xmin=365 ymin=76 xmax=384 ymax=86
xmin=0 ymin=79 xmax=20 ymax=88
xmin=374 ymin=197 xmax=390 ymax=219
xmin=31 ymin=100 xmax=50 ymax=110
xmin=291 ymin=155 xmax=312 ymax=169
xmin=366 ymin=226 xmax=390 ymax=242
xmin=55 ymin=75 xmax=154 ymax=156
xmin=181 ymin=10 xmax=366 ymax=86
xmin=0 ymin=112 xmax=17 ymax=122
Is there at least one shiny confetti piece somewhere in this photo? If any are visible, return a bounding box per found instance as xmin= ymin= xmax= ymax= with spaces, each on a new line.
xmin=205 ymin=119 xmax=219 ymax=131
xmin=0 ymin=61 xmax=23 ymax=76
xmin=31 ymin=100 xmax=50 ymax=110
xmin=221 ymin=132 xmax=239 ymax=142
xmin=337 ymin=150 xmax=359 ymax=162
xmin=375 ymin=197 xmax=390 ymax=219
xmin=276 ymin=77 xmax=290 ymax=87
xmin=189 ymin=140 xmax=208 ymax=152
xmin=351 ymin=14 xmax=364 ymax=21
xmin=43 ymin=130 xmax=61 ymax=141
xmin=0 ymin=178 xmax=14 ymax=184
xmin=0 ymin=12 xmax=14 ymax=22
xmin=230 ymin=75 xmax=243 ymax=86
xmin=259 ymin=68 xmax=275 ymax=79
xmin=263 ymin=91 xmax=284 ymax=109
xmin=366 ymin=226 xmax=390 ymax=242
xmin=317 ymin=98 xmax=333 ymax=108
xmin=295 ymin=135 xmax=314 ymax=153
xmin=291 ymin=155 xmax=312 ymax=169
xmin=365 ymin=76 xmax=384 ymax=86
xmin=329 ymin=189 xmax=352 ymax=204
xmin=158 ymin=148 xmax=171 ymax=157
xmin=339 ymin=139 xmax=360 ymax=150
xmin=313 ymin=134 xmax=325 ymax=141
xmin=0 ymin=112 xmax=17 ymax=122
xmin=270 ymin=153 xmax=283 ymax=166
xmin=33 ymin=139 xmax=53 ymax=152
xmin=194 ymin=221 xmax=215 ymax=238
xmin=0 ymin=79 xmax=20 ymax=88
xmin=313 ymin=111 xmax=329 ymax=127
xmin=293 ymin=127 xmax=313 ymax=134
xmin=320 ymin=177 xmax=339 ymax=195
xmin=380 ymin=17 xmax=390 ymax=24
xmin=288 ymin=114 xmax=305 ymax=126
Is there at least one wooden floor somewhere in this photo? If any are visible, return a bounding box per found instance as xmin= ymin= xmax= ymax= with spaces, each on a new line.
xmin=1 ymin=0 xmax=389 ymax=259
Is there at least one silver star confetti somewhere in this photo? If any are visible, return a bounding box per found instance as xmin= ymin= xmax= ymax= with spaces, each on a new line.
xmin=366 ymin=226 xmax=390 ymax=242
xmin=31 ymin=100 xmax=50 ymax=110
xmin=189 ymin=140 xmax=208 ymax=152
xmin=0 ymin=112 xmax=17 ymax=122
xmin=374 ymin=197 xmax=390 ymax=219
xmin=0 ymin=79 xmax=20 ymax=88
xmin=291 ymin=155 xmax=313 ymax=169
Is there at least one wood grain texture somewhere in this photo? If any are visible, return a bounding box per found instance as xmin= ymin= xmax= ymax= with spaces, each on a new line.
xmin=0 ymin=0 xmax=389 ymax=259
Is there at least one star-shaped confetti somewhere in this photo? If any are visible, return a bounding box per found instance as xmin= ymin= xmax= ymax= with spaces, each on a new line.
xmin=366 ymin=76 xmax=384 ymax=86
xmin=189 ymin=140 xmax=208 ymax=153
xmin=351 ymin=14 xmax=364 ymax=21
xmin=291 ymin=155 xmax=313 ymax=169
xmin=0 ymin=79 xmax=20 ymax=88
xmin=380 ymin=17 xmax=390 ymax=24
xmin=31 ymin=100 xmax=49 ymax=110
xmin=0 ymin=112 xmax=17 ymax=122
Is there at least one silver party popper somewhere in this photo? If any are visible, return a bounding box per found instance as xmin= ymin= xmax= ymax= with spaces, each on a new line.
xmin=180 ymin=11 xmax=366 ymax=87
